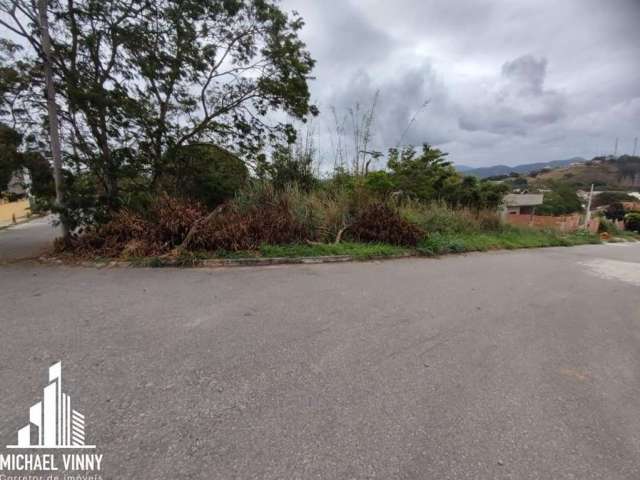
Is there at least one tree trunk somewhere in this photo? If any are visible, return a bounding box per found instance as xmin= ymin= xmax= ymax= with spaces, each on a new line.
xmin=38 ymin=0 xmax=69 ymax=239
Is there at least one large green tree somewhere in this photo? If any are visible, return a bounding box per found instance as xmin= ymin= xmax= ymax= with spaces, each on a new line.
xmin=387 ymin=144 xmax=458 ymax=201
xmin=161 ymin=144 xmax=248 ymax=208
xmin=536 ymin=183 xmax=583 ymax=216
xmin=0 ymin=0 xmax=316 ymax=217
xmin=363 ymin=144 xmax=508 ymax=209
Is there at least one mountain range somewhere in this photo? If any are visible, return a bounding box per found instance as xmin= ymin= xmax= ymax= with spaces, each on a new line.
xmin=455 ymin=158 xmax=587 ymax=178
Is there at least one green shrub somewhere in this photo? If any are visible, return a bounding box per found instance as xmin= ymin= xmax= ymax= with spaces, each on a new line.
xmin=592 ymin=191 xmax=635 ymax=208
xmin=536 ymin=184 xmax=583 ymax=215
xmin=364 ymin=171 xmax=395 ymax=197
xmin=256 ymin=144 xmax=317 ymax=192
xmin=161 ymin=144 xmax=248 ymax=208
xmin=605 ymin=202 xmax=626 ymax=221
xmin=417 ymin=228 xmax=599 ymax=256
xmin=598 ymin=217 xmax=622 ymax=235
xmin=259 ymin=242 xmax=407 ymax=259
xmin=417 ymin=232 xmax=465 ymax=256
xmin=625 ymin=212 xmax=640 ymax=232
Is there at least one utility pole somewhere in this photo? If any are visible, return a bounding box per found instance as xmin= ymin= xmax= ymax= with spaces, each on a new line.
xmin=584 ymin=183 xmax=594 ymax=229
xmin=37 ymin=0 xmax=68 ymax=240
xmin=633 ymin=137 xmax=638 ymax=157
xmin=614 ymin=137 xmax=619 ymax=158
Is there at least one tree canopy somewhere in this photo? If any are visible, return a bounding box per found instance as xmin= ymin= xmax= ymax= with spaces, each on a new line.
xmin=382 ymin=144 xmax=508 ymax=209
xmin=0 ymin=0 xmax=317 ymax=217
xmin=161 ymin=144 xmax=248 ymax=208
xmin=536 ymin=183 xmax=583 ymax=215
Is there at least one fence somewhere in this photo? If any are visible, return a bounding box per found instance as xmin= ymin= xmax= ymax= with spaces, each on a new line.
xmin=0 ymin=199 xmax=31 ymax=227
xmin=505 ymin=213 xmax=599 ymax=233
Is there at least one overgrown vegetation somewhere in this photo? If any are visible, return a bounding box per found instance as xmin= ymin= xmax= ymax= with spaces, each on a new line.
xmin=625 ymin=212 xmax=640 ymax=233
xmin=55 ymin=176 xmax=603 ymax=263
xmin=0 ymin=0 xmax=317 ymax=228
xmin=535 ymin=183 xmax=583 ymax=215
xmin=592 ymin=191 xmax=636 ymax=208
xmin=418 ymin=229 xmax=600 ymax=256
xmin=40 ymin=132 xmax=528 ymax=260
xmin=258 ymin=242 xmax=408 ymax=259
xmin=0 ymin=2 xmax=621 ymax=265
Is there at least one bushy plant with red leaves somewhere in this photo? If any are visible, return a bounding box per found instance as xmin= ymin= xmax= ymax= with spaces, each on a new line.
xmin=64 ymin=195 xmax=206 ymax=257
xmin=187 ymin=197 xmax=309 ymax=251
xmin=154 ymin=195 xmax=206 ymax=245
xmin=61 ymin=209 xmax=159 ymax=257
xmin=62 ymin=189 xmax=427 ymax=258
xmin=348 ymin=203 xmax=425 ymax=246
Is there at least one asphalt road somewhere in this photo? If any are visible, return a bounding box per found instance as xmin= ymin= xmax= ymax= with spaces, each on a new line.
xmin=1 ymin=243 xmax=639 ymax=479
xmin=0 ymin=215 xmax=60 ymax=263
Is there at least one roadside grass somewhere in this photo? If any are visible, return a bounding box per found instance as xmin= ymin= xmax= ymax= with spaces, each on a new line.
xmin=417 ymin=227 xmax=601 ymax=256
xmin=612 ymin=231 xmax=640 ymax=242
xmin=127 ymin=242 xmax=409 ymax=267
xmin=258 ymin=242 xmax=409 ymax=259
xmin=128 ymin=230 xmax=602 ymax=267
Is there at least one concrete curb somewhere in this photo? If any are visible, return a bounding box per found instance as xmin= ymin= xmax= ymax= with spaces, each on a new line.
xmin=202 ymin=255 xmax=356 ymax=267
xmin=38 ymin=252 xmax=417 ymax=269
xmin=199 ymin=253 xmax=416 ymax=267
xmin=37 ymin=239 xmax=636 ymax=269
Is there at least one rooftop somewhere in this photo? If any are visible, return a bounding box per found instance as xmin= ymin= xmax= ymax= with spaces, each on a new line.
xmin=503 ymin=193 xmax=544 ymax=207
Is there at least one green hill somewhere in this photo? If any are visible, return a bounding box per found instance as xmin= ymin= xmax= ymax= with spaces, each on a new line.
xmin=460 ymin=157 xmax=584 ymax=178
xmin=528 ymin=156 xmax=640 ymax=190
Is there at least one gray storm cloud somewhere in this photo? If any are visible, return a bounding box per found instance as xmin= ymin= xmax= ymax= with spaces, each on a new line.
xmin=284 ymin=0 xmax=640 ymax=166
xmin=459 ymin=54 xmax=567 ymax=136
xmin=501 ymin=55 xmax=547 ymax=96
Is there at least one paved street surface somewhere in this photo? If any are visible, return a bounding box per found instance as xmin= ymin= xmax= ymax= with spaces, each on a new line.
xmin=1 ymin=243 xmax=639 ymax=479
xmin=0 ymin=215 xmax=60 ymax=263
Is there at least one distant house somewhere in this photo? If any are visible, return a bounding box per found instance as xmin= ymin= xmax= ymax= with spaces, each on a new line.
xmin=502 ymin=193 xmax=544 ymax=215
xmin=0 ymin=170 xmax=32 ymax=225
xmin=3 ymin=169 xmax=30 ymax=197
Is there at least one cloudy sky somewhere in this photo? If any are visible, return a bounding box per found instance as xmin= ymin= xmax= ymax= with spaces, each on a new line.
xmin=281 ymin=0 xmax=640 ymax=168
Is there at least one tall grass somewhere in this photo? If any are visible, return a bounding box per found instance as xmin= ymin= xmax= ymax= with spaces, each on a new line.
xmin=66 ymin=181 xmax=602 ymax=259
xmin=232 ymin=181 xmax=371 ymax=243
xmin=398 ymin=200 xmax=504 ymax=235
xmin=417 ymin=228 xmax=600 ymax=256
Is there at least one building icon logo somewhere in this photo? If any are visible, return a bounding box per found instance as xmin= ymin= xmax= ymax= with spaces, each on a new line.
xmin=7 ymin=362 xmax=95 ymax=449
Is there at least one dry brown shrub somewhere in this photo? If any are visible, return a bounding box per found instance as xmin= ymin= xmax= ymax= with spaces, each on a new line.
xmin=154 ymin=194 xmax=206 ymax=243
xmin=348 ymin=203 xmax=425 ymax=246
xmin=188 ymin=198 xmax=309 ymax=251
xmin=65 ymin=196 xmax=206 ymax=257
